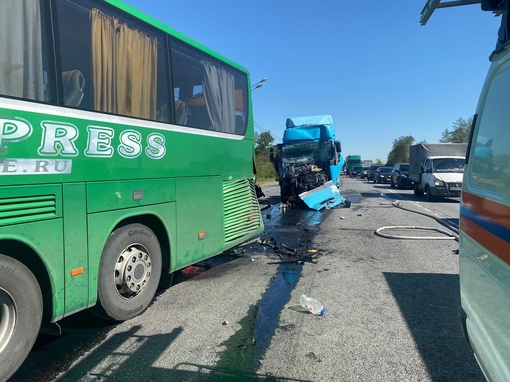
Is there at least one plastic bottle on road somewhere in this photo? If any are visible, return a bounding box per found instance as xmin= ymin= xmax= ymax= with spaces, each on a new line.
xmin=299 ymin=294 xmax=326 ymax=316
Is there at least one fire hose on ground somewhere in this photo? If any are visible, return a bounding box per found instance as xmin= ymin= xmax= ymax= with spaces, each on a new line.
xmin=375 ymin=201 xmax=459 ymax=241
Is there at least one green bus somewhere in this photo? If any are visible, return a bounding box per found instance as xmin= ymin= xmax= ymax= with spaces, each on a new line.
xmin=0 ymin=0 xmax=264 ymax=379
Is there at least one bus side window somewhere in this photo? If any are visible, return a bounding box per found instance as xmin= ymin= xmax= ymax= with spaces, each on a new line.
xmin=170 ymin=42 xmax=248 ymax=135
xmin=0 ymin=0 xmax=56 ymax=104
xmin=55 ymin=0 xmax=170 ymax=121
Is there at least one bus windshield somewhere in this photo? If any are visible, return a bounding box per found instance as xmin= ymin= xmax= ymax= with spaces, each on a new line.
xmin=281 ymin=141 xmax=333 ymax=164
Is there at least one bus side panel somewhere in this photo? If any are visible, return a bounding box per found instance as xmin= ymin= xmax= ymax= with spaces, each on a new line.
xmin=87 ymin=179 xmax=176 ymax=213
xmin=86 ymin=203 xmax=176 ymax=307
xmin=0 ymin=219 xmax=65 ymax=321
xmin=0 ymin=184 xmax=66 ymax=320
xmin=63 ymin=183 xmax=89 ymax=316
xmin=175 ymin=177 xmax=223 ymax=269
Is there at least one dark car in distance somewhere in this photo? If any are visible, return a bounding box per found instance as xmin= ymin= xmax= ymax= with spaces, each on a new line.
xmin=390 ymin=163 xmax=413 ymax=189
xmin=360 ymin=166 xmax=370 ymax=179
xmin=374 ymin=167 xmax=393 ymax=184
xmin=367 ymin=165 xmax=381 ymax=182
xmin=350 ymin=165 xmax=363 ymax=177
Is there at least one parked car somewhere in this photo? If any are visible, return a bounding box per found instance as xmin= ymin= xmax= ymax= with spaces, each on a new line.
xmin=360 ymin=166 xmax=370 ymax=179
xmin=390 ymin=163 xmax=413 ymax=189
xmin=367 ymin=165 xmax=381 ymax=182
xmin=374 ymin=167 xmax=393 ymax=183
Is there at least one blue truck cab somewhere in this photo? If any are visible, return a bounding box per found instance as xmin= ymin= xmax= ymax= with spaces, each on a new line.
xmin=270 ymin=115 xmax=345 ymax=210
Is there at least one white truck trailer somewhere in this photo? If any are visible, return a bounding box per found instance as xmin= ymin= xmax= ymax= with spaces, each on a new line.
xmin=409 ymin=143 xmax=467 ymax=201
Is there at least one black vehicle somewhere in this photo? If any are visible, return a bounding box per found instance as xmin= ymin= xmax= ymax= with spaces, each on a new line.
xmin=390 ymin=163 xmax=413 ymax=189
xmin=360 ymin=166 xmax=370 ymax=179
xmin=350 ymin=165 xmax=363 ymax=177
xmin=367 ymin=165 xmax=381 ymax=182
xmin=374 ymin=167 xmax=393 ymax=183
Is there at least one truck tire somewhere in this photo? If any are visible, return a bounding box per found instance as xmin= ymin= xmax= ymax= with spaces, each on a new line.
xmin=0 ymin=254 xmax=43 ymax=382
xmin=93 ymin=224 xmax=162 ymax=321
xmin=425 ymin=185 xmax=435 ymax=202
xmin=414 ymin=183 xmax=424 ymax=197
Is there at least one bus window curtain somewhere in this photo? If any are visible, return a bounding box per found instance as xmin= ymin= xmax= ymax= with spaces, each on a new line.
xmin=202 ymin=61 xmax=236 ymax=133
xmin=0 ymin=0 xmax=44 ymax=100
xmin=91 ymin=8 xmax=157 ymax=119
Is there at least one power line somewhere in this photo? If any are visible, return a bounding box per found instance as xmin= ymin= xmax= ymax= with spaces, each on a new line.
xmin=254 ymin=121 xmax=282 ymax=141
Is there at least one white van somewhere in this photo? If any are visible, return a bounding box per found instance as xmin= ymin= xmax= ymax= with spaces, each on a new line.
xmin=422 ymin=1 xmax=510 ymax=381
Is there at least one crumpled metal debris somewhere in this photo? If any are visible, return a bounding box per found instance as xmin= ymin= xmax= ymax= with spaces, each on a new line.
xmin=259 ymin=237 xmax=322 ymax=264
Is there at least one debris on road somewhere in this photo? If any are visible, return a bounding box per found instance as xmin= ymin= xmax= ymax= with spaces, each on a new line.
xmin=259 ymin=237 xmax=322 ymax=264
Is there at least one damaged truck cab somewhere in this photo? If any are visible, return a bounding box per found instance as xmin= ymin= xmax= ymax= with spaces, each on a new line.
xmin=270 ymin=115 xmax=345 ymax=210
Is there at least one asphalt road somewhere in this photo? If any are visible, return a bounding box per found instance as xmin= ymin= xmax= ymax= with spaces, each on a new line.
xmin=10 ymin=177 xmax=485 ymax=382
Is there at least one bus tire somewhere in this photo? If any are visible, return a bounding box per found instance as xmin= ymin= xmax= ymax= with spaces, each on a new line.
xmin=0 ymin=254 xmax=43 ymax=382
xmin=93 ymin=224 xmax=162 ymax=322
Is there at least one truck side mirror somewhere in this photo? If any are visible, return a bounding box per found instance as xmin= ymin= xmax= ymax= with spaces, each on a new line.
xmin=335 ymin=141 xmax=341 ymax=152
xmin=270 ymin=148 xmax=274 ymax=163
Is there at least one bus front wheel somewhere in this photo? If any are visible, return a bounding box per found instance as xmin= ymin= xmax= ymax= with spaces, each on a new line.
xmin=0 ymin=254 xmax=43 ymax=382
xmin=93 ymin=224 xmax=162 ymax=321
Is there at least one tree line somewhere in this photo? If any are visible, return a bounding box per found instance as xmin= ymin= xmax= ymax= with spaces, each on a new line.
xmin=254 ymin=116 xmax=473 ymax=181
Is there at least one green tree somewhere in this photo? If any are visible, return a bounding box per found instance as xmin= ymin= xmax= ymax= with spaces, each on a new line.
xmin=254 ymin=131 xmax=276 ymax=180
xmin=386 ymin=135 xmax=415 ymax=167
xmin=373 ymin=159 xmax=384 ymax=165
xmin=440 ymin=116 xmax=473 ymax=143
xmin=255 ymin=131 xmax=274 ymax=152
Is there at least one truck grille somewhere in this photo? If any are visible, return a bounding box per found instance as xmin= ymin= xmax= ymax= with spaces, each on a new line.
xmin=223 ymin=179 xmax=262 ymax=244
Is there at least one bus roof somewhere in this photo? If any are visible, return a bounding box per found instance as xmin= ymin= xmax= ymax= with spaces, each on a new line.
xmin=105 ymin=0 xmax=249 ymax=74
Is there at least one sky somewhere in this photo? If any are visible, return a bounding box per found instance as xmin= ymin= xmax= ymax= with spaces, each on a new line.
xmin=122 ymin=0 xmax=501 ymax=163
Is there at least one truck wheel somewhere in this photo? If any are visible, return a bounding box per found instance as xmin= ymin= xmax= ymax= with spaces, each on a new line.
xmin=414 ymin=183 xmax=424 ymax=197
xmin=93 ymin=224 xmax=162 ymax=321
xmin=425 ymin=185 xmax=435 ymax=202
xmin=0 ymin=255 xmax=43 ymax=382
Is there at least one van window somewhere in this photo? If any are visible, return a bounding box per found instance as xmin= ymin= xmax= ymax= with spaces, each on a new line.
xmin=468 ymin=64 xmax=510 ymax=197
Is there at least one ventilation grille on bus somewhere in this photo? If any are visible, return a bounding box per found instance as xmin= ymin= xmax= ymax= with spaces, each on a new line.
xmin=0 ymin=195 xmax=57 ymax=226
xmin=223 ymin=179 xmax=262 ymax=244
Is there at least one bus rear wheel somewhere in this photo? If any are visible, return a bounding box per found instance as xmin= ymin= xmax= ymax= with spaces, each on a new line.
xmin=93 ymin=224 xmax=162 ymax=322
xmin=0 ymin=255 xmax=43 ymax=382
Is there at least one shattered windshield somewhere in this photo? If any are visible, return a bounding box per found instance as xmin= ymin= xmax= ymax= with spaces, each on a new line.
xmin=281 ymin=141 xmax=333 ymax=164
xmin=432 ymin=158 xmax=465 ymax=172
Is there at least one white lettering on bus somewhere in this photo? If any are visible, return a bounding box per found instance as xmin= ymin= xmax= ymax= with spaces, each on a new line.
xmin=85 ymin=126 xmax=114 ymax=157
xmin=146 ymin=133 xmax=166 ymax=159
xmin=39 ymin=121 xmax=79 ymax=156
xmin=0 ymin=117 xmax=167 ymax=160
xmin=119 ymin=130 xmax=142 ymax=158
xmin=0 ymin=118 xmax=32 ymax=155
xmin=0 ymin=159 xmax=72 ymax=175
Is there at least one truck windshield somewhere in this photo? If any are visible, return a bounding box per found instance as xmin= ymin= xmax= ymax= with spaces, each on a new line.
xmin=432 ymin=158 xmax=465 ymax=172
xmin=281 ymin=141 xmax=332 ymax=164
